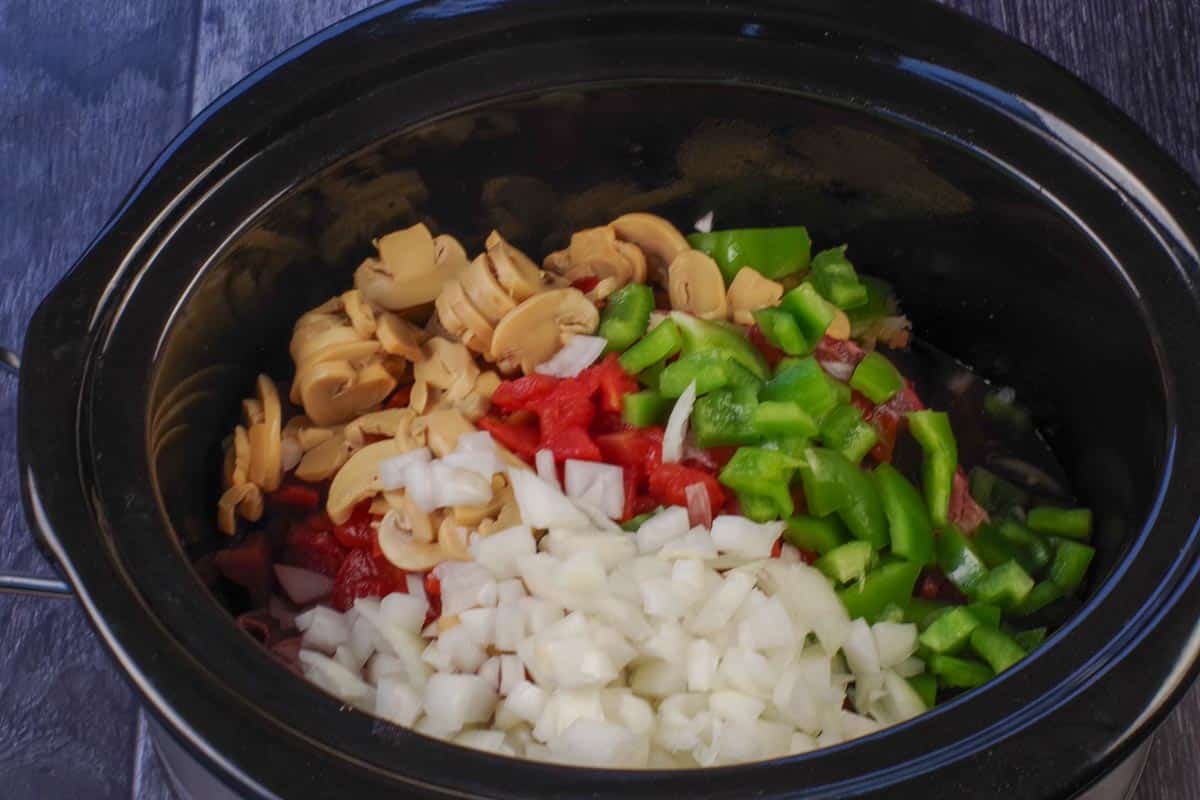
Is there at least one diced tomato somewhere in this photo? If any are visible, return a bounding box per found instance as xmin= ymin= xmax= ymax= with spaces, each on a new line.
xmin=584 ymin=354 xmax=639 ymax=413
xmin=539 ymin=379 xmax=596 ymax=434
xmin=771 ymin=538 xmax=783 ymax=558
xmin=490 ymin=373 xmax=560 ymax=412
xmin=796 ymin=548 xmax=819 ymax=565
xmin=542 ymin=426 xmax=602 ymax=462
xmin=331 ymin=549 xmax=401 ymax=612
xmin=283 ymin=524 xmax=346 ymax=578
xmin=591 ymin=410 xmax=627 ymax=435
xmin=814 ymin=335 xmax=867 ymax=370
xmin=572 ymin=276 xmax=601 ymax=294
xmin=304 ymin=511 xmax=334 ymax=532
xmin=424 ymin=572 xmax=443 ymax=624
xmin=214 ymin=532 xmax=273 ymax=603
xmin=850 ymin=390 xmax=874 ymax=416
xmin=386 ymin=384 xmax=413 ymax=409
xmin=948 ymin=468 xmax=990 ymax=534
xmin=917 ymin=567 xmax=967 ymax=604
xmin=621 ymin=466 xmax=641 ymax=521
xmin=269 ymin=482 xmax=321 ymax=511
xmin=648 ymin=463 xmax=726 ymax=511
xmin=865 ymin=380 xmax=926 ymax=463
xmin=479 ymin=414 xmax=540 ymax=460
xmin=747 ymin=324 xmax=786 ymax=369
xmin=595 ymin=428 xmax=664 ymax=475
xmin=632 ymin=493 xmax=659 ymax=516
xmin=681 ymin=444 xmax=738 ymax=472
xmin=331 ymin=500 xmax=376 ymax=549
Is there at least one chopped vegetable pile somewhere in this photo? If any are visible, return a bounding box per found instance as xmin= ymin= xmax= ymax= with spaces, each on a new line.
xmin=209 ymin=214 xmax=1095 ymax=768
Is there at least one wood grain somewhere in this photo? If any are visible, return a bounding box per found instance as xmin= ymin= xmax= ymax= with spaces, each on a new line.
xmin=0 ymin=1 xmax=1197 ymax=798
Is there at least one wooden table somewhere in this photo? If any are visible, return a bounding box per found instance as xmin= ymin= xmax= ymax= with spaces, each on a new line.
xmin=0 ymin=1 xmax=1197 ymax=797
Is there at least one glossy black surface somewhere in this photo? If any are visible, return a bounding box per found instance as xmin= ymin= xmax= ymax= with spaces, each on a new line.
xmin=16 ymin=1 xmax=1200 ymax=798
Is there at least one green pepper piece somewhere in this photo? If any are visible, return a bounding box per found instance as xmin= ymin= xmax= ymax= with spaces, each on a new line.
xmin=968 ymin=625 xmax=1026 ymax=674
xmin=622 ymin=390 xmax=672 ymax=428
xmin=784 ymin=514 xmax=848 ymax=555
xmin=877 ymin=603 xmax=907 ymax=624
xmin=907 ymin=673 xmax=938 ymax=708
xmin=670 ymin=311 xmax=769 ymax=380
xmin=687 ymin=227 xmax=812 ymax=283
xmin=919 ymin=606 xmax=981 ymax=655
xmin=763 ymin=436 xmax=812 ymax=460
xmin=936 ymin=526 xmax=988 ymax=594
xmin=620 ymin=510 xmax=659 ymax=532
xmin=1027 ymin=507 xmax=1093 ymax=540
xmin=820 ymin=404 xmax=879 ymax=464
xmin=970 ymin=560 xmax=1035 ymax=609
xmin=753 ymin=308 xmax=811 ymax=356
xmin=966 ymin=603 xmax=1003 ymax=628
xmin=929 ymin=654 xmax=994 ymax=689
xmin=637 ymin=360 xmax=666 ymax=390
xmin=1048 ymin=540 xmax=1095 ymax=594
xmin=779 ymin=282 xmax=838 ymax=345
xmin=1013 ymin=627 xmax=1047 ymax=651
xmin=1010 ymin=580 xmax=1063 ymax=617
xmin=720 ymin=447 xmax=802 ymax=520
xmin=968 ymin=467 xmax=1029 ymax=516
xmin=798 ymin=448 xmax=888 ymax=548
xmin=751 ymin=401 xmax=819 ymax=439
xmin=815 ymin=541 xmax=875 ymax=584
xmin=875 ymin=464 xmax=935 ymax=565
xmin=850 ymin=351 xmax=904 ymax=404
xmin=908 ymin=410 xmax=958 ymax=527
xmin=809 ymin=245 xmax=869 ymax=310
xmin=994 ymin=520 xmax=1053 ymax=576
xmin=597 ymin=284 xmax=653 ymax=353
xmin=972 ymin=525 xmax=1018 ymax=569
xmin=619 ymin=318 xmax=682 ymax=374
xmin=906 ymin=597 xmax=951 ymax=628
xmin=659 ymin=352 xmax=733 ymax=397
xmin=838 ymin=561 xmax=922 ymax=622
xmin=691 ymin=388 xmax=761 ymax=447
xmin=846 ymin=276 xmax=898 ymax=334
xmin=762 ymin=357 xmax=842 ymax=420
xmin=738 ymin=491 xmax=783 ymax=523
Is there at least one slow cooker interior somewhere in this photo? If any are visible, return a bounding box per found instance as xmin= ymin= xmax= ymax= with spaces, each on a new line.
xmin=148 ymin=83 xmax=1165 ymax=624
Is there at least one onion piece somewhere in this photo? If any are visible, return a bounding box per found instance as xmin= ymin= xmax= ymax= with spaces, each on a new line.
xmin=820 ymin=360 xmax=855 ymax=382
xmin=564 ymin=460 xmax=625 ymax=520
xmin=694 ymin=211 xmax=714 ymax=233
xmin=379 ymin=447 xmax=432 ymax=490
xmin=535 ymin=449 xmax=560 ymax=489
xmin=535 ymin=335 xmax=608 ymax=378
xmin=508 ymin=467 xmax=591 ymax=529
xmin=662 ymin=381 xmax=697 ymax=464
xmin=685 ymin=483 xmax=712 ymax=529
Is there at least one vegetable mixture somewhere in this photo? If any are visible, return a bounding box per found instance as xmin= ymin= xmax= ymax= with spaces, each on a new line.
xmin=211 ymin=214 xmax=1094 ymax=768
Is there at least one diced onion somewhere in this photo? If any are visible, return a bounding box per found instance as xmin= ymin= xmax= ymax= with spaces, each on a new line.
xmin=275 ymin=564 xmax=334 ymax=605
xmin=379 ymin=447 xmax=432 ymax=490
xmin=662 ymin=381 xmax=697 ymax=463
xmin=535 ymin=335 xmax=608 ymax=378
xmin=564 ymin=460 xmax=625 ymax=520
xmin=508 ymin=467 xmax=591 ymax=529
xmin=685 ymin=483 xmax=712 ymax=529
xmin=535 ymin=449 xmax=560 ymax=489
xmin=693 ymin=211 xmax=714 ymax=233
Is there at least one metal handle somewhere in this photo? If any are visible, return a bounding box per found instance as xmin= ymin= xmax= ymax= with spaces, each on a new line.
xmin=0 ymin=346 xmax=72 ymax=598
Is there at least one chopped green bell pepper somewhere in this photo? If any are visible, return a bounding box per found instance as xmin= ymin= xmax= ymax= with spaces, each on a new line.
xmin=820 ymin=404 xmax=879 ymax=464
xmin=966 ymin=603 xmax=1002 ymax=628
xmin=753 ymin=307 xmax=811 ymax=356
xmin=763 ymin=436 xmax=812 ymax=460
xmin=762 ymin=357 xmax=842 ymax=420
xmin=970 ymin=524 xmax=1019 ymax=569
xmin=691 ymin=387 xmax=761 ymax=447
xmin=597 ymin=284 xmax=653 ymax=353
xmin=968 ymin=625 xmax=1026 ymax=674
xmin=671 ymin=311 xmax=769 ymax=380
xmin=637 ymin=360 xmax=665 ymax=390
xmin=687 ymin=226 xmax=812 ymax=283
xmin=850 ymin=351 xmax=904 ymax=404
xmin=779 ymin=282 xmax=838 ymax=345
xmin=798 ymin=448 xmax=888 ymax=548
xmin=719 ymin=447 xmax=802 ymax=520
xmin=969 ymin=560 xmax=1035 ymax=610
xmin=929 ymin=653 xmax=994 ymax=689
xmin=659 ymin=352 xmax=733 ymax=397
xmin=968 ymin=467 xmax=1029 ymax=516
xmin=993 ymin=520 xmax=1053 ymax=575
xmin=1010 ymin=580 xmax=1063 ymax=617
xmin=618 ymin=318 xmax=681 ymax=374
xmin=874 ymin=464 xmax=935 ymax=565
xmin=1048 ymin=540 xmax=1095 ymax=594
xmin=809 ymin=245 xmax=869 ymax=310
xmin=846 ymin=276 xmax=899 ymax=335
xmin=784 ymin=514 xmax=848 ymax=555
xmin=1027 ymin=507 xmax=1092 ymax=540
xmin=919 ymin=606 xmax=981 ymax=654
xmin=907 ymin=673 xmax=938 ymax=708
xmin=622 ymin=390 xmax=672 ymax=428
xmin=815 ymin=540 xmax=875 ymax=584
xmin=908 ymin=410 xmax=959 ymax=527
xmin=838 ymin=560 xmax=922 ymax=622
xmin=936 ymin=526 xmax=988 ymax=594
xmin=752 ymin=400 xmax=819 ymax=439
xmin=739 ymin=491 xmax=783 ymax=523
xmin=907 ymin=597 xmax=951 ymax=628
xmin=620 ymin=510 xmax=658 ymax=532
xmin=1013 ymin=627 xmax=1047 ymax=651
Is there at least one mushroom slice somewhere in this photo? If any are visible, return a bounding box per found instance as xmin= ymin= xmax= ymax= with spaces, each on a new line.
xmin=433 ymin=234 xmax=470 ymax=276
xmin=415 ymin=337 xmax=480 ymax=392
xmin=413 ymin=408 xmax=477 ymax=459
xmin=827 ymin=309 xmax=852 ymax=340
xmin=610 ymin=212 xmax=690 ymax=283
xmin=295 ymin=432 xmax=356 ymax=482
xmin=284 ymin=415 xmax=336 ymax=452
xmin=461 ymin=253 xmax=518 ymax=324
xmin=327 ymin=438 xmax=414 ymax=524
xmin=344 ymin=407 xmax=419 ymax=448
xmin=341 ymin=290 xmax=377 ymax=338
xmin=489 ymin=288 xmax=600 ymax=374
xmin=354 ymin=223 xmax=466 ymax=312
xmin=223 ymin=425 xmax=252 ymax=489
xmin=474 ymin=371 xmax=501 ymax=400
xmin=295 ymin=358 xmax=397 ymax=426
xmin=485 ymin=231 xmax=544 ymax=302
xmin=726 ymin=266 xmax=784 ymax=325
xmin=478 ymin=495 xmax=522 ymax=536
xmin=377 ymin=511 xmax=448 ymax=571
xmin=217 ymin=483 xmax=263 ymax=535
xmin=668 ymin=250 xmax=729 ymax=320
xmin=388 ymin=490 xmax=436 ymax=543
xmin=438 ymin=518 xmax=472 ymax=561
xmin=247 ymin=375 xmax=284 ymax=492
xmin=543 ymin=225 xmax=648 ymax=301
xmin=376 ymin=312 xmax=425 ymax=361
xmin=435 ymin=280 xmax=495 ymax=355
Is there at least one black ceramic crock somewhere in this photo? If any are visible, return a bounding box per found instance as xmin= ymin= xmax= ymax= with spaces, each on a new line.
xmin=12 ymin=1 xmax=1200 ymax=797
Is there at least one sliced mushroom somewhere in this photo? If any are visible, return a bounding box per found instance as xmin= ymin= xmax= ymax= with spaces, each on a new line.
xmin=461 ymin=253 xmax=518 ymax=322
xmin=386 ymin=490 xmax=437 ymax=543
xmin=344 ymin=407 xmax=419 ymax=448
xmin=489 ymin=288 xmax=599 ymax=374
xmin=827 ymin=309 xmax=852 ymax=340
xmin=435 ymin=279 xmax=495 ymax=355
xmin=294 ymin=357 xmax=398 ymax=427
xmin=543 ymin=225 xmax=648 ymax=301
xmin=413 ymin=408 xmax=477 ymax=458
xmin=247 ymin=375 xmax=283 ymax=492
xmin=453 ymin=482 xmax=511 ymax=527
xmin=341 ymin=290 xmax=377 ymax=338
xmin=223 ymin=425 xmax=252 ymax=489
xmin=477 ymin=496 xmax=522 ymax=536
xmin=289 ymin=301 xmax=366 ymax=366
xmin=667 ymin=250 xmax=728 ymax=321
xmin=438 ymin=518 xmax=472 ymax=561
xmin=354 ymin=224 xmax=468 ymax=312
xmin=434 ymin=234 xmax=470 ymax=277
xmin=726 ymin=267 xmax=784 ymax=325
xmin=295 ymin=432 xmax=357 ymax=482
xmin=377 ymin=511 xmax=448 ymax=571
xmin=375 ymin=312 xmax=425 ymax=362
xmin=217 ymin=483 xmax=263 ymax=536
xmin=610 ymin=213 xmax=690 ymax=283
xmin=485 ymin=231 xmax=544 ymax=301
xmin=327 ymin=438 xmax=414 ymax=524
xmin=415 ymin=337 xmax=481 ymax=393
xmin=242 ymin=398 xmax=264 ymax=426
xmin=283 ymin=415 xmax=336 ymax=452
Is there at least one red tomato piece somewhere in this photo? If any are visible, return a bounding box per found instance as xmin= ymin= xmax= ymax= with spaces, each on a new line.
xmin=542 ymin=426 xmax=602 ymax=462
xmin=283 ymin=525 xmax=346 ymax=578
xmin=572 ymin=276 xmax=601 ymax=294
xmin=386 ymin=384 xmax=413 ymax=409
xmin=479 ymin=415 xmax=541 ymax=460
xmin=648 ymin=463 xmax=726 ymax=511
xmin=331 ymin=549 xmax=404 ymax=611
xmin=948 ymin=468 xmax=990 ymax=535
xmin=632 ymin=494 xmax=659 ymax=516
xmin=490 ymin=373 xmax=561 ymax=412
xmin=214 ymin=532 xmax=273 ymax=602
xmin=620 ymin=464 xmax=643 ymax=521
xmin=747 ymin=324 xmax=786 ymax=369
xmin=595 ymin=428 xmax=663 ymax=475
xmin=332 ymin=500 xmax=376 ymax=549
xmin=814 ymin=335 xmax=867 ymax=370
xmin=591 ymin=410 xmax=627 ymax=435
xmin=538 ymin=378 xmax=597 ymax=434
xmin=269 ymin=482 xmax=321 ymax=511
xmin=584 ymin=354 xmax=639 ymax=413
xmin=771 ymin=538 xmax=783 ymax=558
